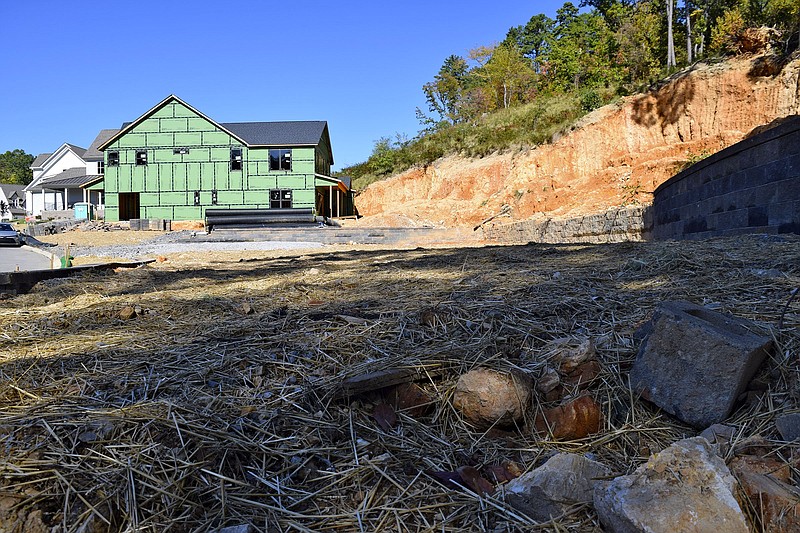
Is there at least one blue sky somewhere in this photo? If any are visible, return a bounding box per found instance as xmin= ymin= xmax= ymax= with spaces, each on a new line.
xmin=0 ymin=1 xmax=563 ymax=170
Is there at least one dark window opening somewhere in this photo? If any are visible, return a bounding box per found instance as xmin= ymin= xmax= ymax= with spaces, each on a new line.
xmin=174 ymin=148 xmax=189 ymax=155
xmin=230 ymin=148 xmax=243 ymax=171
xmin=269 ymin=149 xmax=292 ymax=171
xmin=108 ymin=152 xmax=120 ymax=167
xmin=270 ymin=189 xmax=292 ymax=209
xmin=194 ymin=191 xmax=201 ymax=206
xmin=136 ymin=150 xmax=148 ymax=166
xmin=212 ymin=190 xmax=218 ymax=205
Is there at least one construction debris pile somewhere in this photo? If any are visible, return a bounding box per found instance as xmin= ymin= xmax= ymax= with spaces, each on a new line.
xmin=0 ymin=235 xmax=798 ymax=532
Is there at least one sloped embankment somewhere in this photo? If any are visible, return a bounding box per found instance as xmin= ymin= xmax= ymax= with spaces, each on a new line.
xmin=356 ymin=54 xmax=800 ymax=228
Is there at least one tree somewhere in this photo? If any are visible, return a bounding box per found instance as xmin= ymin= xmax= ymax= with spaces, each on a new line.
xmin=0 ymin=201 xmax=8 ymax=217
xmin=666 ymin=0 xmax=677 ymax=68
xmin=421 ymin=55 xmax=470 ymax=125
xmin=546 ymin=8 xmax=617 ymax=91
xmin=470 ymin=44 xmax=536 ymax=110
xmin=0 ymin=149 xmax=34 ymax=185
xmin=505 ymin=14 xmax=556 ymax=72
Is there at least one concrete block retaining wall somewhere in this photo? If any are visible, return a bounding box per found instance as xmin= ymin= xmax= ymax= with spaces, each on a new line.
xmin=652 ymin=116 xmax=800 ymax=240
xmin=482 ymin=205 xmax=652 ymax=244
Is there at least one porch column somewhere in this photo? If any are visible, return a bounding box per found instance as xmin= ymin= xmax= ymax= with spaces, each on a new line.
xmin=336 ymin=190 xmax=340 ymax=218
xmin=329 ymin=186 xmax=333 ymax=218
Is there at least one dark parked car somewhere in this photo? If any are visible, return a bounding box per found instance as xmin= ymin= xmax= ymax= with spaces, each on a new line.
xmin=0 ymin=223 xmax=23 ymax=246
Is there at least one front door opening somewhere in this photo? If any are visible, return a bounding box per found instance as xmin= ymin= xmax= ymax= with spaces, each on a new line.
xmin=118 ymin=192 xmax=141 ymax=221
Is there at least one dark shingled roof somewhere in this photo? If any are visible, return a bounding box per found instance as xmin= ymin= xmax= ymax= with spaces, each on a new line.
xmin=31 ymin=153 xmax=53 ymax=168
xmin=84 ymin=129 xmax=120 ymax=161
xmin=221 ymin=121 xmax=327 ymax=146
xmin=66 ymin=144 xmax=87 ymax=158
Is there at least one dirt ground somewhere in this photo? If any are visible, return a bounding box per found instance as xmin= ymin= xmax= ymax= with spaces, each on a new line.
xmin=1 ymin=233 xmax=799 ymax=531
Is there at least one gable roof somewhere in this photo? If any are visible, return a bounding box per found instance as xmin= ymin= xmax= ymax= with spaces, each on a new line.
xmin=66 ymin=144 xmax=87 ymax=158
xmin=99 ymin=95 xmax=248 ymax=150
xmin=31 ymin=153 xmax=53 ymax=168
xmin=98 ymin=95 xmax=332 ymax=159
xmin=0 ymin=184 xmax=25 ymax=198
xmin=83 ymin=129 xmax=120 ymax=161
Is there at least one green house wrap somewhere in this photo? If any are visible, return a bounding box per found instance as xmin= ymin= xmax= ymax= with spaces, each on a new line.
xmin=98 ymin=95 xmax=350 ymax=222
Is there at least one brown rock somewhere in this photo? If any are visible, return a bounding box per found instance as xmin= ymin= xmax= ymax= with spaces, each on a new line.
xmin=453 ymin=368 xmax=532 ymax=429
xmin=553 ymin=337 xmax=596 ymax=374
xmin=536 ymin=367 xmax=560 ymax=394
xmin=119 ymin=306 xmax=137 ymax=320
xmin=730 ymin=455 xmax=800 ymax=533
xmin=535 ymin=396 xmax=602 ymax=440
xmin=563 ymin=360 xmax=602 ymax=388
xmin=388 ymin=382 xmax=434 ymax=417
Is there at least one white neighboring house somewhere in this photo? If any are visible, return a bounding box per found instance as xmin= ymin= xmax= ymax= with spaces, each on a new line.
xmin=0 ymin=184 xmax=26 ymax=221
xmin=25 ymin=129 xmax=116 ymax=217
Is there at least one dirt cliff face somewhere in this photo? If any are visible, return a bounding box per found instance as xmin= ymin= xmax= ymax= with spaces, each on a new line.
xmin=356 ymin=54 xmax=800 ymax=228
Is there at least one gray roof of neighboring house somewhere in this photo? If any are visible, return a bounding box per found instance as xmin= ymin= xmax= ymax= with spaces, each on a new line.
xmin=31 ymin=153 xmax=53 ymax=168
xmin=0 ymin=184 xmax=25 ymax=197
xmin=83 ymin=129 xmax=120 ymax=161
xmin=221 ymin=121 xmax=328 ymax=146
xmin=66 ymin=144 xmax=87 ymax=158
xmin=27 ymin=168 xmax=100 ymax=191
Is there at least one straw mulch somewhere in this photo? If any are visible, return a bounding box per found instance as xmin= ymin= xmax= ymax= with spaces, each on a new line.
xmin=0 ymin=235 xmax=798 ymax=532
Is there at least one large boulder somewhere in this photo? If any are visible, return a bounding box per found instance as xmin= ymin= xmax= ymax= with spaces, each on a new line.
xmin=594 ymin=437 xmax=749 ymax=533
xmin=630 ymin=301 xmax=772 ymax=428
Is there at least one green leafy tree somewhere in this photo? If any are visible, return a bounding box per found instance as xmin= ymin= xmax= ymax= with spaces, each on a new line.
xmin=615 ymin=0 xmax=664 ymax=87
xmin=504 ymin=14 xmax=556 ymax=73
xmin=0 ymin=149 xmax=34 ymax=185
xmin=421 ymin=55 xmax=470 ymax=125
xmin=546 ymin=7 xmax=617 ymax=90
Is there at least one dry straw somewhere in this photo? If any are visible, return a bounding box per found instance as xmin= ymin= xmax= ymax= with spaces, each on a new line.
xmin=0 ymin=234 xmax=798 ymax=531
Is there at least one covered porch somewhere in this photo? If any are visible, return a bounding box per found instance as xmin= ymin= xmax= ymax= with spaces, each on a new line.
xmin=315 ymin=174 xmax=356 ymax=218
xmin=27 ymin=169 xmax=104 ymax=218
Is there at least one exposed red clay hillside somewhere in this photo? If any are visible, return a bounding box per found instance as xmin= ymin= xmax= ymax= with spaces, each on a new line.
xmin=355 ymin=54 xmax=800 ymax=228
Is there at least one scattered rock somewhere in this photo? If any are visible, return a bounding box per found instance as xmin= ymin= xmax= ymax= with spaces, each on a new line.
xmin=453 ymin=368 xmax=531 ymax=429
xmin=699 ymin=423 xmax=737 ymax=455
xmin=730 ymin=455 xmax=800 ymax=533
xmin=388 ymin=382 xmax=434 ymax=417
xmin=776 ymin=413 xmax=800 ymax=442
xmin=550 ymin=337 xmax=596 ymax=374
xmin=504 ymin=453 xmax=612 ymax=521
xmin=535 ymin=367 xmax=560 ymax=394
xmin=156 ymin=255 xmax=168 ymax=262
xmin=563 ymin=360 xmax=602 ymax=388
xmin=594 ymin=437 xmax=749 ymax=533
xmin=119 ymin=306 xmax=137 ymax=320
xmin=630 ymin=301 xmax=772 ymax=428
xmin=534 ymin=395 xmax=602 ymax=440
xmin=240 ymin=302 xmax=254 ymax=315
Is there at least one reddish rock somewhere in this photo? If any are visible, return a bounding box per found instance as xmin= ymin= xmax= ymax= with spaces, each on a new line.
xmin=563 ymin=360 xmax=602 ymax=388
xmin=453 ymin=368 xmax=532 ymax=429
xmin=730 ymin=456 xmax=800 ymax=533
xmin=389 ymin=382 xmax=434 ymax=417
xmin=535 ymin=396 xmax=602 ymax=440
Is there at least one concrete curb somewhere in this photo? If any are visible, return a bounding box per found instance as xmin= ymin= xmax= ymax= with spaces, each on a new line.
xmin=21 ymin=244 xmax=61 ymax=267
